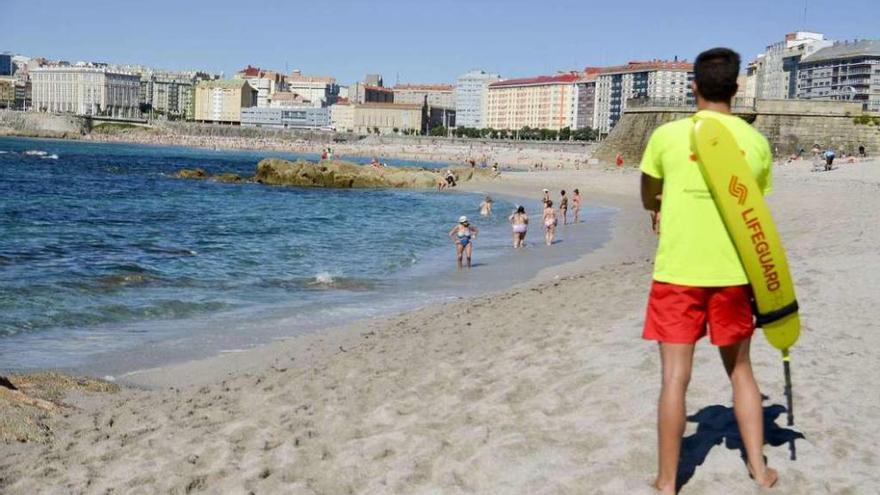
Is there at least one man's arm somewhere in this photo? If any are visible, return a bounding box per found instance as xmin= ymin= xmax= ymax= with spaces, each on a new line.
xmin=641 ymin=173 xmax=663 ymax=212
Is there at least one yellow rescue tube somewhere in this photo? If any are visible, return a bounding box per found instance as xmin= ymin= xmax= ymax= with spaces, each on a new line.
xmin=692 ymin=117 xmax=800 ymax=352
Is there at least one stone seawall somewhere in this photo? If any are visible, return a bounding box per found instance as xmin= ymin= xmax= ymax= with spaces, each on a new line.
xmin=0 ymin=111 xmax=90 ymax=137
xmin=595 ymin=102 xmax=880 ymax=163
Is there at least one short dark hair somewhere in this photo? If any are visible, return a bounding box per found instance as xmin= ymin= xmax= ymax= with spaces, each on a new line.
xmin=694 ymin=48 xmax=741 ymax=102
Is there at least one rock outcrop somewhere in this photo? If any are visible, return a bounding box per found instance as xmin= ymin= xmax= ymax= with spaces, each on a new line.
xmin=173 ymin=159 xmax=491 ymax=189
xmin=253 ymin=159 xmax=489 ymax=188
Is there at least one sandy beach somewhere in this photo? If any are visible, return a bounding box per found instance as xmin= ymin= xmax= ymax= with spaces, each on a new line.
xmin=78 ymin=128 xmax=595 ymax=171
xmin=1 ymin=157 xmax=879 ymax=494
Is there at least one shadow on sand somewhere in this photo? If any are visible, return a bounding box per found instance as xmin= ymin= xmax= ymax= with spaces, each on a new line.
xmin=677 ymin=400 xmax=804 ymax=491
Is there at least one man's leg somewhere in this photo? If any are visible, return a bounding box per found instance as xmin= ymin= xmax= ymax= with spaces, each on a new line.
xmin=719 ymin=339 xmax=778 ymax=487
xmin=655 ymin=343 xmax=695 ymax=494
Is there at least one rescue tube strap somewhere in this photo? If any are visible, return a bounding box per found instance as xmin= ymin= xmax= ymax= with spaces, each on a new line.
xmin=755 ymin=300 xmax=799 ymax=328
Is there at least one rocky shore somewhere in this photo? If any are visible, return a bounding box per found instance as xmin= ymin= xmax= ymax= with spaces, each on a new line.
xmin=175 ymin=158 xmax=492 ymax=189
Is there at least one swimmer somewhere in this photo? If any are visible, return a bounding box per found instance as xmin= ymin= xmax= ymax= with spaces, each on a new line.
xmin=572 ymin=188 xmax=582 ymax=223
xmin=543 ymin=200 xmax=557 ymax=246
xmin=449 ymin=216 xmax=478 ymax=268
xmin=559 ymin=190 xmax=569 ymax=225
xmin=509 ymin=205 xmax=528 ymax=248
xmin=479 ymin=196 xmax=493 ymax=216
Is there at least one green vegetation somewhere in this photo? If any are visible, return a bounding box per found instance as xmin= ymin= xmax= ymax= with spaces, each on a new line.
xmin=853 ymin=115 xmax=880 ymax=126
xmin=429 ymin=125 xmax=447 ymax=136
xmin=451 ymin=125 xmax=596 ymax=141
xmin=92 ymin=122 xmax=144 ymax=132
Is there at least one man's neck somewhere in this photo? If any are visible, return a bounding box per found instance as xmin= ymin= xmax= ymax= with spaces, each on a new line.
xmin=697 ymin=100 xmax=732 ymax=114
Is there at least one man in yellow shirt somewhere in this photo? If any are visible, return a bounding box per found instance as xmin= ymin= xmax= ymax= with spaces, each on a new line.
xmin=640 ymin=48 xmax=778 ymax=493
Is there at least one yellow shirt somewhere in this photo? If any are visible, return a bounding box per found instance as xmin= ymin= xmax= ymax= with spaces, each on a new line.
xmin=640 ymin=110 xmax=773 ymax=287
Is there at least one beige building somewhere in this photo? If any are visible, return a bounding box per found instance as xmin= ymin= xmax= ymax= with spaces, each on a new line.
xmin=234 ymin=66 xmax=286 ymax=108
xmin=333 ymin=102 xmax=423 ymax=134
xmin=330 ymin=100 xmax=354 ymax=131
xmin=350 ymin=82 xmax=394 ymax=104
xmin=0 ymin=76 xmax=14 ymax=109
xmin=287 ymin=70 xmax=338 ymax=107
xmin=30 ymin=66 xmax=140 ymax=117
xmin=486 ymin=73 xmax=579 ymax=130
xmin=392 ymin=84 xmax=455 ymax=108
xmin=193 ymin=80 xmax=257 ymax=124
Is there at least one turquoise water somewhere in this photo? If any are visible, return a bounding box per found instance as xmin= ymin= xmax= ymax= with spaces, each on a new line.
xmin=0 ymin=136 xmax=613 ymax=375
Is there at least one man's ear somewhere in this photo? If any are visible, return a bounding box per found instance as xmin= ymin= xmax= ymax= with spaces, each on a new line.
xmin=690 ymin=80 xmax=699 ymax=96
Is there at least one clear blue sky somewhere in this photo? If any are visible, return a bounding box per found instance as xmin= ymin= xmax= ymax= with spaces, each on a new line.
xmin=2 ymin=0 xmax=877 ymax=84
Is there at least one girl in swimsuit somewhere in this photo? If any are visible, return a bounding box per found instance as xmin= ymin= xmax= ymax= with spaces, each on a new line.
xmin=509 ymin=205 xmax=529 ymax=248
xmin=449 ymin=216 xmax=479 ymax=268
xmin=572 ymin=188 xmax=582 ymax=223
xmin=543 ymin=200 xmax=557 ymax=246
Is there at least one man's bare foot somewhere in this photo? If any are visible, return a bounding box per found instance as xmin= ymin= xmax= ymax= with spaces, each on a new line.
xmin=652 ymin=479 xmax=676 ymax=495
xmin=748 ymin=465 xmax=779 ymax=488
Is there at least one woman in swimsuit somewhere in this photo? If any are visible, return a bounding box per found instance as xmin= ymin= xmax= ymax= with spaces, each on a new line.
xmin=543 ymin=200 xmax=557 ymax=246
xmin=559 ymin=190 xmax=569 ymax=225
xmin=479 ymin=196 xmax=493 ymax=217
xmin=449 ymin=216 xmax=479 ymax=268
xmin=572 ymin=188 xmax=582 ymax=223
xmin=509 ymin=205 xmax=529 ymax=248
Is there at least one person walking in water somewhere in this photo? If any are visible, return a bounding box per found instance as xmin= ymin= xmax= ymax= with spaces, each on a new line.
xmin=449 ymin=216 xmax=478 ymax=268
xmin=640 ymin=47 xmax=777 ymax=494
xmin=559 ymin=190 xmax=569 ymax=225
xmin=479 ymin=196 xmax=493 ymax=216
xmin=509 ymin=205 xmax=528 ymax=248
xmin=542 ymin=200 xmax=557 ymax=246
xmin=541 ymin=188 xmax=551 ymax=206
xmin=572 ymin=189 xmax=583 ymax=223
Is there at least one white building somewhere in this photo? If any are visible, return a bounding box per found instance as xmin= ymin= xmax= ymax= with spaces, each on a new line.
xmin=593 ymin=61 xmax=693 ymax=135
xmin=455 ymin=70 xmax=501 ymax=128
xmin=287 ymin=70 xmax=338 ymax=108
xmin=30 ymin=66 xmax=140 ymax=117
xmin=754 ymin=32 xmax=833 ymax=100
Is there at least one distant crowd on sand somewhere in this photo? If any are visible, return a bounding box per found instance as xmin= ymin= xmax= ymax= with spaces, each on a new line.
xmin=779 ymin=143 xmax=870 ymax=171
xmin=448 ymin=186 xmax=584 ymax=269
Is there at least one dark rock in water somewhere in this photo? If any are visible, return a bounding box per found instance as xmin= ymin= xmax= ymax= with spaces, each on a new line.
xmin=214 ymin=173 xmax=244 ymax=183
xmin=253 ymin=158 xmax=489 ymax=189
xmin=175 ymin=168 xmax=208 ymax=179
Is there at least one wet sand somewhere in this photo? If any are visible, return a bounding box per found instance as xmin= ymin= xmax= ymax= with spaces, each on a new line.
xmin=1 ymin=159 xmax=879 ymax=493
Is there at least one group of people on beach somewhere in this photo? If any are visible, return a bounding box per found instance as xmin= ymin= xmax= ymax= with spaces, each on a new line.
xmin=448 ymin=187 xmax=583 ymax=268
xmin=538 ymin=188 xmax=582 ymax=246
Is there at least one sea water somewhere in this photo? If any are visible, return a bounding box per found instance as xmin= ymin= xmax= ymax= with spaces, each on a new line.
xmin=0 ymin=136 xmax=613 ymax=376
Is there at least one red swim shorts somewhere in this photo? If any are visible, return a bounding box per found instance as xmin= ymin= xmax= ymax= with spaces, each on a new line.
xmin=643 ymin=281 xmax=755 ymax=346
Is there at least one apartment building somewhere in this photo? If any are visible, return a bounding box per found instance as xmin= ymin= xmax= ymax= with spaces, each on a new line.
xmin=286 ymin=70 xmax=338 ymax=107
xmin=754 ymin=32 xmax=833 ymax=100
xmin=30 ymin=66 xmax=140 ymax=116
xmin=485 ymin=73 xmax=579 ymax=131
xmin=455 ymin=70 xmax=501 ymax=128
xmin=573 ymin=69 xmax=600 ymax=130
xmin=193 ymin=79 xmax=257 ymax=124
xmin=797 ymin=39 xmax=880 ymax=112
xmin=593 ymin=60 xmax=693 ymax=135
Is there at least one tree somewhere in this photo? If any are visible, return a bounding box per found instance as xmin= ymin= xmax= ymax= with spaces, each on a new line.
xmin=429 ymin=125 xmax=447 ymax=137
xmin=559 ymin=126 xmax=571 ymax=141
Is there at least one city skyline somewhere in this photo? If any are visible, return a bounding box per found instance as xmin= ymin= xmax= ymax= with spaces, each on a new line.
xmin=3 ymin=0 xmax=879 ymax=84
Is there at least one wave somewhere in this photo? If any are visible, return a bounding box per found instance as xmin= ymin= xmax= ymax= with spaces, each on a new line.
xmin=23 ymin=150 xmax=48 ymax=156
xmin=259 ymin=272 xmax=377 ymax=291
xmin=41 ymin=154 xmax=59 ymax=160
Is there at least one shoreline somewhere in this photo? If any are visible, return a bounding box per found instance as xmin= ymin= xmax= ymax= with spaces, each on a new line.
xmin=1 ymin=126 xmax=596 ymax=170
xmin=2 ymin=158 xmax=879 ymax=492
